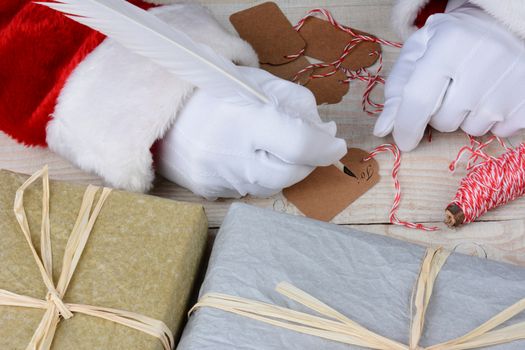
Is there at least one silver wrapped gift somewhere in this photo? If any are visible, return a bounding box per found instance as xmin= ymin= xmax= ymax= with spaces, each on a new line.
xmin=178 ymin=203 xmax=525 ymax=349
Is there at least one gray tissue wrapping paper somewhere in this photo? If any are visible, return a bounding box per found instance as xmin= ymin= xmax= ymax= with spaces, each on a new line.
xmin=178 ymin=203 xmax=525 ymax=350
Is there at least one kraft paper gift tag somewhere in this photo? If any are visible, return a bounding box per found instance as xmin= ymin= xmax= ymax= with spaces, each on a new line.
xmin=283 ymin=148 xmax=380 ymax=221
xmin=299 ymin=17 xmax=381 ymax=71
xmin=230 ymin=2 xmax=381 ymax=105
xmin=230 ymin=2 xmax=305 ymax=65
xmin=262 ymin=58 xmax=349 ymax=105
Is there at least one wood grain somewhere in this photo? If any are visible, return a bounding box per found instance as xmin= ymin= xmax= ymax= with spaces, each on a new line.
xmin=1 ymin=0 xmax=524 ymax=267
xmin=347 ymin=220 xmax=525 ymax=266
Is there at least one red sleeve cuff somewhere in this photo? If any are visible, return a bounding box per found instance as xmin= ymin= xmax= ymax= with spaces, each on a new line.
xmin=414 ymin=0 xmax=448 ymax=28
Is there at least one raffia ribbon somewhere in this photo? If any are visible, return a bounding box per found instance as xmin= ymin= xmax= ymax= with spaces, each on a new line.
xmin=0 ymin=166 xmax=174 ymax=350
xmin=191 ymin=248 xmax=525 ymax=349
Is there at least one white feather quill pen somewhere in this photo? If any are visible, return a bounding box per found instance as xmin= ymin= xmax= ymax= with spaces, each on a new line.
xmin=36 ymin=0 xmax=270 ymax=105
xmin=38 ymin=0 xmax=351 ymax=175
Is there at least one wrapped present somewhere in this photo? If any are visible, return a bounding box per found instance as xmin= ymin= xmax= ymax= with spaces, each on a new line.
xmin=0 ymin=168 xmax=208 ymax=349
xmin=179 ymin=203 xmax=525 ymax=349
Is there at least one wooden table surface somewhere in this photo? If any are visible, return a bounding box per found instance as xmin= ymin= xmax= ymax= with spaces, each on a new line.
xmin=2 ymin=0 xmax=524 ymax=266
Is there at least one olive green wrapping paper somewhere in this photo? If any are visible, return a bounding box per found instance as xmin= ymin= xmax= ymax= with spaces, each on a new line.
xmin=0 ymin=169 xmax=208 ymax=349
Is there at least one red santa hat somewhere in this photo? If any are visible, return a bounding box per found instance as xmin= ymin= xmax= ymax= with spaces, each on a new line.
xmin=0 ymin=0 xmax=258 ymax=191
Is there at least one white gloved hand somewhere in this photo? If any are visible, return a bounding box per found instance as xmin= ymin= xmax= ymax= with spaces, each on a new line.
xmin=157 ymin=66 xmax=347 ymax=199
xmin=374 ymin=3 xmax=525 ymax=151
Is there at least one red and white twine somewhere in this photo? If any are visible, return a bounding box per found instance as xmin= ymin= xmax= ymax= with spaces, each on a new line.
xmin=289 ymin=9 xmax=525 ymax=230
xmin=292 ymin=8 xmax=402 ymax=47
xmin=364 ymin=144 xmax=439 ymax=231
xmin=364 ymin=137 xmax=525 ymax=230
xmin=448 ymin=136 xmax=525 ymax=225
xmin=288 ymin=10 xmax=435 ymax=230
xmin=289 ymin=8 xmax=402 ymax=115
xmin=341 ymin=52 xmax=385 ymax=115
xmin=284 ymin=48 xmax=305 ymax=60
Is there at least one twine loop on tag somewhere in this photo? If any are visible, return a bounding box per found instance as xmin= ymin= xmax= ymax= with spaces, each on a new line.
xmin=284 ymin=48 xmax=305 ymax=60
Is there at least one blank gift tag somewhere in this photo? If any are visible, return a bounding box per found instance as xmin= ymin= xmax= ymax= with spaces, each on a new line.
xmin=261 ymin=57 xmax=349 ymax=105
xmin=300 ymin=17 xmax=381 ymax=71
xmin=230 ymin=2 xmax=306 ymax=65
xmin=283 ymin=148 xmax=380 ymax=221
xmin=304 ymin=66 xmax=349 ymax=105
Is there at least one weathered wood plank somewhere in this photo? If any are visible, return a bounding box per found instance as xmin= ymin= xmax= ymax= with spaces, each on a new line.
xmin=347 ymin=220 xmax=525 ymax=266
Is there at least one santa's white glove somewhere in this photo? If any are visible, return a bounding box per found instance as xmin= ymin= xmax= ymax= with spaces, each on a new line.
xmin=157 ymin=66 xmax=347 ymax=199
xmin=374 ymin=4 xmax=525 ymax=151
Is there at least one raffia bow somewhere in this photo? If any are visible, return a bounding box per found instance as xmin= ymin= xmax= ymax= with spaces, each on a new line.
xmin=0 ymin=167 xmax=174 ymax=350
xmin=191 ymin=248 xmax=525 ymax=349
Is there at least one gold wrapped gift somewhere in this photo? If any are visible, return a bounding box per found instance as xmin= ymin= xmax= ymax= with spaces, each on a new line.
xmin=0 ymin=168 xmax=208 ymax=349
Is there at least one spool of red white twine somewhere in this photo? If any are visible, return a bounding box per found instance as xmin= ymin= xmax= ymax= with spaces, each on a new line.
xmin=446 ymin=137 xmax=525 ymax=227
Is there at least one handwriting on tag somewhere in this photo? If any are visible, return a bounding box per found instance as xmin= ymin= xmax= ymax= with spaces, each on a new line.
xmin=283 ymin=148 xmax=380 ymax=222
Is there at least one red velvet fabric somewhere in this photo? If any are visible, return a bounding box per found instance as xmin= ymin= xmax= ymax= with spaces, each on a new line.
xmin=415 ymin=0 xmax=448 ymax=28
xmin=0 ymin=0 xmax=154 ymax=146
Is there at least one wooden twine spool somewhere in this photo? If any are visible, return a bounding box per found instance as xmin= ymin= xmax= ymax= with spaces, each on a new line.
xmin=445 ymin=138 xmax=525 ymax=228
xmin=444 ymin=203 xmax=465 ymax=227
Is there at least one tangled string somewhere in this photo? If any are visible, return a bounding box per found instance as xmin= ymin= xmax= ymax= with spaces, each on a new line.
xmin=290 ymin=8 xmax=402 ymax=115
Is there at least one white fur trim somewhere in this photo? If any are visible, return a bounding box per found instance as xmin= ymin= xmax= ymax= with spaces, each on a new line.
xmin=392 ymin=0 xmax=525 ymax=41
xmin=470 ymin=0 xmax=525 ymax=39
xmin=391 ymin=0 xmax=431 ymax=40
xmin=47 ymin=4 xmax=258 ymax=192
